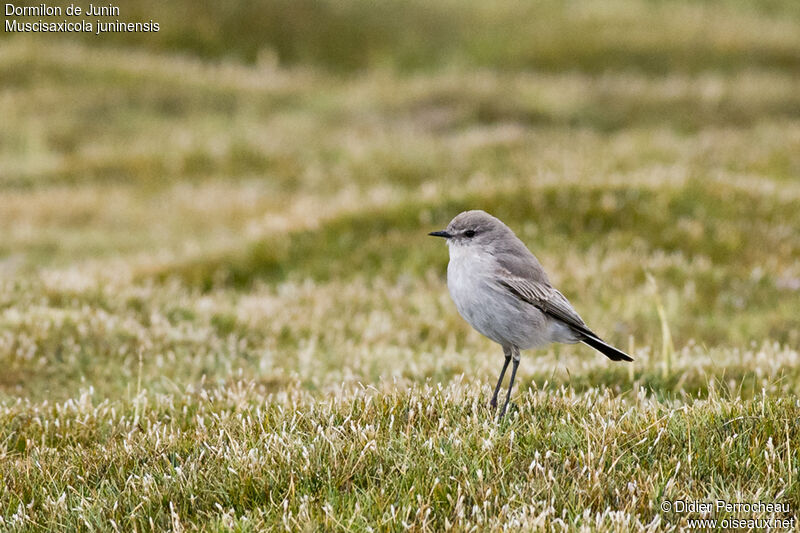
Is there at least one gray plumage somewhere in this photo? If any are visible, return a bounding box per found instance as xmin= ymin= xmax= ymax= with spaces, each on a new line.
xmin=430 ymin=210 xmax=632 ymax=418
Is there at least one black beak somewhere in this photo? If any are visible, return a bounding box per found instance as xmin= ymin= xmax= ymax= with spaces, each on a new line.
xmin=428 ymin=230 xmax=451 ymax=238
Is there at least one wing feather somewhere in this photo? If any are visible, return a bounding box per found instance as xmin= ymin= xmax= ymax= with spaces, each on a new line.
xmin=496 ymin=273 xmax=595 ymax=338
xmin=493 ymin=263 xmax=634 ymax=362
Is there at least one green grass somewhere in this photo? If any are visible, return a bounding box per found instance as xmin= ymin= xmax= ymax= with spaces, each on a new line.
xmin=2 ymin=379 xmax=799 ymax=530
xmin=1 ymin=0 xmax=800 ymax=530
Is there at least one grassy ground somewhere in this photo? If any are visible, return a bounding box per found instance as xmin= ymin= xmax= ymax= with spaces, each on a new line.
xmin=2 ymin=0 xmax=800 ymax=530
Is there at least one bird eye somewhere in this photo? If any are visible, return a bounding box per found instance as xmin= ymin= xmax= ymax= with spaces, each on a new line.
xmin=464 ymin=230 xmax=476 ymax=238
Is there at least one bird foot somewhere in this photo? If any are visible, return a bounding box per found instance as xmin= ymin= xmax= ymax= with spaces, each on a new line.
xmin=497 ymin=402 xmax=517 ymax=420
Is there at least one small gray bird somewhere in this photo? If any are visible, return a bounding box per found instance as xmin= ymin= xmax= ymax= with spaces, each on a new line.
xmin=430 ymin=210 xmax=632 ymax=418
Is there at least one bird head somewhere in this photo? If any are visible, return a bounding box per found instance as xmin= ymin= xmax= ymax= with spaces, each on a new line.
xmin=428 ymin=210 xmax=513 ymax=250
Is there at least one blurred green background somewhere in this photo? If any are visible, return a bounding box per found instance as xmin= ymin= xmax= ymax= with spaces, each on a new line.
xmin=17 ymin=0 xmax=800 ymax=73
xmin=1 ymin=0 xmax=800 ymax=400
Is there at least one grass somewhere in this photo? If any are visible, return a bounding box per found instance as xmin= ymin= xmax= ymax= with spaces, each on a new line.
xmin=2 ymin=376 xmax=799 ymax=530
xmin=1 ymin=0 xmax=800 ymax=530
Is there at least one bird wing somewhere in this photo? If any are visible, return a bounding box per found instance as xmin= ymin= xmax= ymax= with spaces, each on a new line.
xmin=495 ymin=272 xmax=595 ymax=338
xmin=494 ymin=264 xmax=634 ymax=362
xmin=490 ymin=243 xmax=633 ymax=362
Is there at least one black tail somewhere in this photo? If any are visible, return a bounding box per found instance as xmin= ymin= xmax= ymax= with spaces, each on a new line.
xmin=581 ymin=335 xmax=633 ymax=362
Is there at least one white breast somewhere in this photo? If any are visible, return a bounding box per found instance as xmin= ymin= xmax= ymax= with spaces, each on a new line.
xmin=445 ymin=242 xmax=559 ymax=350
xmin=446 ymin=244 xmax=494 ymax=326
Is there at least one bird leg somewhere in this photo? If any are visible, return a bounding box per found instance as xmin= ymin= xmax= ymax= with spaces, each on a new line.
xmin=490 ymin=347 xmax=513 ymax=409
xmin=498 ymin=347 xmax=520 ymax=419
